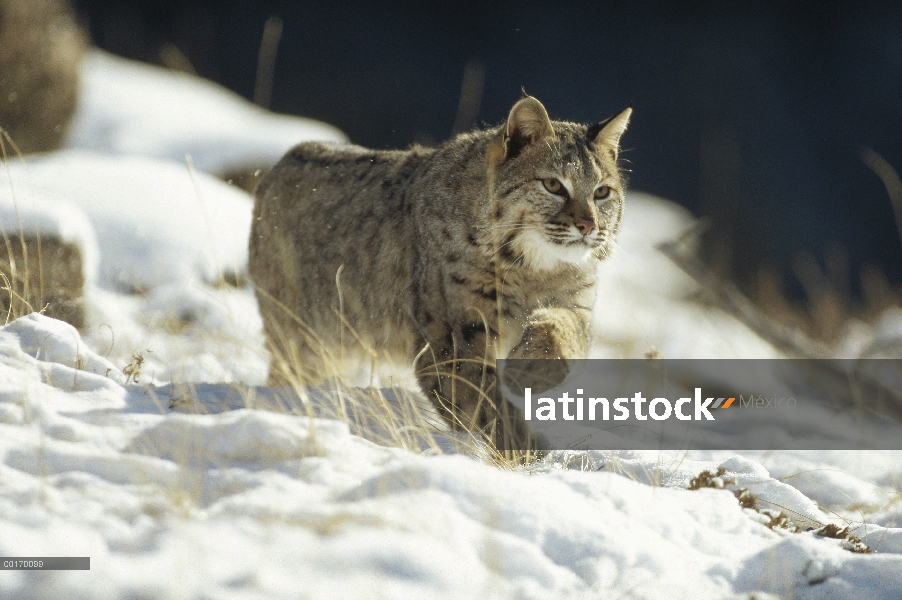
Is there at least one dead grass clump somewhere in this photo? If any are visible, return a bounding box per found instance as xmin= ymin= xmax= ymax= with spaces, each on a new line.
xmin=687 ymin=466 xmax=733 ymax=490
xmin=688 ymin=467 xmax=871 ymax=553
xmin=754 ymin=258 xmax=902 ymax=346
xmin=689 ymin=468 xmax=801 ymax=533
xmin=814 ymin=523 xmax=870 ymax=554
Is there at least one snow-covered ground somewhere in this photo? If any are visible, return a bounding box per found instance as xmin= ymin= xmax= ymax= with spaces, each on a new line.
xmin=0 ymin=50 xmax=900 ymax=599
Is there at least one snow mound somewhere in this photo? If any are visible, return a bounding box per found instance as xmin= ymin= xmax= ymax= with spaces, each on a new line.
xmin=64 ymin=50 xmax=347 ymax=174
xmin=2 ymin=313 xmax=124 ymax=385
xmin=592 ymin=191 xmax=782 ymax=358
xmin=126 ymin=409 xmax=345 ymax=464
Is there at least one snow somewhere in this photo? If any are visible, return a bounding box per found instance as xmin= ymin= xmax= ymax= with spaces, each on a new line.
xmin=591 ymin=195 xmax=782 ymax=359
xmin=0 ymin=183 xmax=101 ymax=286
xmin=1 ymin=151 xmax=254 ymax=292
xmin=1 ymin=316 xmax=900 ymax=599
xmin=64 ymin=50 xmax=347 ymax=174
xmin=0 ymin=50 xmax=900 ymax=599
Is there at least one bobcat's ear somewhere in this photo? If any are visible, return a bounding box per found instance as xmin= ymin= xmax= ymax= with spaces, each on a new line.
xmin=502 ymin=96 xmax=554 ymax=160
xmin=588 ymin=106 xmax=631 ymax=159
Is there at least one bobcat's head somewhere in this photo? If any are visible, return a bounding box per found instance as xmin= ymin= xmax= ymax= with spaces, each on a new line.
xmin=486 ymin=95 xmax=631 ymax=271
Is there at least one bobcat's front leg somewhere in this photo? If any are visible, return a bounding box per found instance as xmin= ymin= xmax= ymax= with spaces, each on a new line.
xmin=504 ymin=307 xmax=591 ymax=394
xmin=416 ymin=323 xmax=538 ymax=455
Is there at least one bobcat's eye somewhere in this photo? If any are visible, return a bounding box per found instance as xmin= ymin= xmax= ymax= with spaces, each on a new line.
xmin=542 ymin=178 xmax=563 ymax=195
xmin=594 ymin=185 xmax=612 ymax=201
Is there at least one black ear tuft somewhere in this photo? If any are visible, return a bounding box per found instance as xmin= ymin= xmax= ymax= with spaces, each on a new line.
xmin=586 ymin=116 xmax=614 ymax=145
xmin=588 ymin=107 xmax=632 ymax=158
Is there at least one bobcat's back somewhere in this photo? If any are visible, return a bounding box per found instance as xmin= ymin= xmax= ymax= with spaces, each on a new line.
xmin=250 ymin=141 xmax=434 ymax=374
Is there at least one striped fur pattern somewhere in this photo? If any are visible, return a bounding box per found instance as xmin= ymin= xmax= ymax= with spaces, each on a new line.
xmin=249 ymin=96 xmax=631 ymax=451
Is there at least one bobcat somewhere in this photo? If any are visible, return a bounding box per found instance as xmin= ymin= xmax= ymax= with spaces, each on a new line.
xmin=249 ymin=95 xmax=630 ymax=453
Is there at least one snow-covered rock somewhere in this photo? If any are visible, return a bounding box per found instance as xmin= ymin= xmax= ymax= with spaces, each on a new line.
xmin=64 ymin=50 xmax=347 ymax=175
xmin=0 ymin=181 xmax=100 ymax=286
xmin=0 ymin=151 xmax=253 ymax=293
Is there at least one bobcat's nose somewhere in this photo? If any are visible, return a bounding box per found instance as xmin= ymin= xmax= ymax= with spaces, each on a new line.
xmin=576 ymin=219 xmax=596 ymax=236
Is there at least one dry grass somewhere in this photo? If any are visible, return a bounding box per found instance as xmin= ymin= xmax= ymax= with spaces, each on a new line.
xmin=0 ymin=234 xmax=85 ymax=328
xmin=253 ymin=286 xmax=534 ymax=469
xmin=0 ymin=126 xmax=86 ymax=329
xmin=750 ymin=149 xmax=902 ymax=347
xmin=689 ymin=467 xmax=872 ymax=553
xmin=753 ymin=257 xmax=902 ymax=347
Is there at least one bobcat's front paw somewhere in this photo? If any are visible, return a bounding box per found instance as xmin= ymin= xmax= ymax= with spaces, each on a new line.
xmin=501 ymin=357 xmax=570 ymax=395
xmin=504 ymin=320 xmax=573 ymax=394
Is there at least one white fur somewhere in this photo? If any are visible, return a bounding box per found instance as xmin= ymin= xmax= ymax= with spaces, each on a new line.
xmin=516 ymin=229 xmax=594 ymax=271
xmin=559 ymin=176 xmax=574 ymax=198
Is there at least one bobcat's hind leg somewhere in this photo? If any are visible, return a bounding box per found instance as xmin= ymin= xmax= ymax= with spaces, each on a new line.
xmin=257 ymin=301 xmax=336 ymax=388
xmin=264 ymin=335 xmax=333 ymax=388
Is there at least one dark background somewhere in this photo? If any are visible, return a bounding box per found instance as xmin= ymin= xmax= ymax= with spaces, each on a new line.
xmin=72 ymin=0 xmax=902 ymax=301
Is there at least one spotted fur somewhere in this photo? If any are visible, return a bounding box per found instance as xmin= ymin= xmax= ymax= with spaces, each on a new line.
xmin=249 ymin=96 xmax=631 ymax=452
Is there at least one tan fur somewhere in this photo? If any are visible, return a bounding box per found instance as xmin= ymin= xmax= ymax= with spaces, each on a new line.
xmin=249 ymin=96 xmax=630 ymax=451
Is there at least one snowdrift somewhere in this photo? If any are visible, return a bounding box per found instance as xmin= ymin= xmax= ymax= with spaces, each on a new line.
xmin=64 ymin=49 xmax=347 ymax=175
